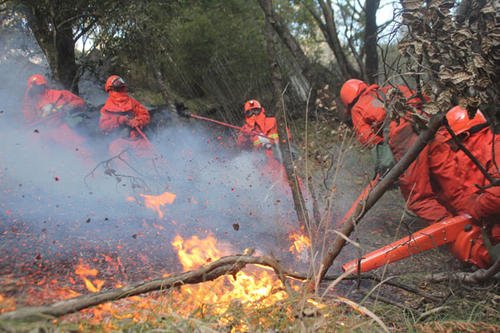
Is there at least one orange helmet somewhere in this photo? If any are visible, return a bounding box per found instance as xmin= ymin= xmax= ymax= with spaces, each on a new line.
xmin=244 ymin=99 xmax=262 ymax=112
xmin=446 ymin=106 xmax=487 ymax=136
xmin=339 ymin=79 xmax=368 ymax=106
xmin=244 ymin=99 xmax=264 ymax=117
xmin=27 ymin=74 xmax=48 ymax=89
xmin=105 ymin=75 xmax=127 ymax=92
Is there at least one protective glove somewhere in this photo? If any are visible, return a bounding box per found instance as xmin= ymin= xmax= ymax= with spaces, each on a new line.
xmin=128 ymin=118 xmax=141 ymax=128
xmin=118 ymin=115 xmax=130 ymax=125
xmin=371 ymin=142 xmax=396 ymax=176
xmin=257 ymin=136 xmax=271 ymax=146
xmin=40 ymin=103 xmax=57 ymax=117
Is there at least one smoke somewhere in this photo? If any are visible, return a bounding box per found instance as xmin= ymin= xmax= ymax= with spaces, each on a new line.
xmin=1 ymin=67 xmax=300 ymax=286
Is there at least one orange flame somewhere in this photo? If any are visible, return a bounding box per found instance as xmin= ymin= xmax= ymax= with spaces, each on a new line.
xmin=140 ymin=191 xmax=176 ymax=219
xmin=0 ymin=294 xmax=16 ymax=313
xmin=171 ymin=234 xmax=289 ymax=317
xmin=289 ymin=229 xmax=311 ymax=262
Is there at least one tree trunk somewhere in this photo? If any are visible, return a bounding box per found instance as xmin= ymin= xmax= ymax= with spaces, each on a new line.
xmin=261 ymin=0 xmax=310 ymax=227
xmin=24 ymin=3 xmax=79 ymax=92
xmin=364 ymin=0 xmax=380 ymax=84
xmin=256 ymin=0 xmax=325 ymax=86
xmin=310 ymin=0 xmax=360 ymax=80
xmin=316 ymin=113 xmax=445 ymax=285
xmin=53 ymin=24 xmax=78 ymax=92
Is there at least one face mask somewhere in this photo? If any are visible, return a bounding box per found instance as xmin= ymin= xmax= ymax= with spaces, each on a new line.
xmin=245 ymin=115 xmax=256 ymax=127
xmin=29 ymin=84 xmax=46 ymax=97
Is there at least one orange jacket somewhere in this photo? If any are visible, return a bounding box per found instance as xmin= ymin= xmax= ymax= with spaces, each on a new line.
xmin=399 ymin=125 xmax=500 ymax=224
xmin=350 ymin=85 xmax=423 ymax=148
xmin=22 ymin=89 xmax=86 ymax=126
xmin=236 ymin=109 xmax=279 ymax=149
xmin=390 ymin=121 xmax=454 ymax=223
xmin=99 ymin=91 xmax=150 ymax=139
xmin=447 ymin=127 xmax=500 ymax=221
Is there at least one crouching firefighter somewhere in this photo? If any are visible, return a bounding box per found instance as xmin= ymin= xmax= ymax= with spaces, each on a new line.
xmin=236 ymin=99 xmax=288 ymax=186
xmin=99 ymin=75 xmax=152 ymax=162
xmin=22 ymin=74 xmax=92 ymax=162
xmin=341 ymin=105 xmax=499 ymax=273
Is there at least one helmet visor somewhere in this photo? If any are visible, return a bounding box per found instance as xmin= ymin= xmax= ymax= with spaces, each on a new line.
xmin=110 ymin=77 xmax=126 ymax=91
xmin=28 ymin=83 xmax=46 ymax=96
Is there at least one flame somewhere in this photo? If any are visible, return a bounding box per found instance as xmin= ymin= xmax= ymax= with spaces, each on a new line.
xmin=289 ymin=228 xmax=311 ymax=262
xmin=170 ymin=234 xmax=288 ymax=318
xmin=139 ymin=191 xmax=176 ymax=219
xmin=0 ymin=294 xmax=16 ymax=313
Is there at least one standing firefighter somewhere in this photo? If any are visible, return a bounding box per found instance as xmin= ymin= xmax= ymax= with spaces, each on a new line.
xmin=22 ymin=74 xmax=91 ymax=160
xmin=99 ymin=75 xmax=151 ymax=159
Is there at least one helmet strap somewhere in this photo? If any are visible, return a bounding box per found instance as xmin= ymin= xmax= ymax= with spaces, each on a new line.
xmin=347 ymin=87 xmax=366 ymax=110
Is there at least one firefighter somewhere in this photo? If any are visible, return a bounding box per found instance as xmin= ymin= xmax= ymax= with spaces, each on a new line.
xmin=237 ymin=100 xmax=279 ymax=150
xmin=99 ymin=75 xmax=151 ymax=159
xmin=22 ymin=74 xmax=91 ymax=159
xmin=236 ymin=99 xmax=288 ymax=185
xmin=432 ymin=106 xmax=500 ymax=223
xmin=339 ymin=79 xmax=451 ymax=222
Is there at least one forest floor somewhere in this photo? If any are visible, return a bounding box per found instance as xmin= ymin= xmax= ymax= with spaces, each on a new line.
xmin=294 ymin=111 xmax=499 ymax=332
xmin=0 ymin=109 xmax=498 ymax=332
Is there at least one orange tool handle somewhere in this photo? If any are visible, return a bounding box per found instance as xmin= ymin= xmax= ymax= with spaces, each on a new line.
xmin=342 ymin=215 xmax=471 ymax=273
xmin=188 ymin=113 xmax=274 ymax=141
xmin=134 ymin=126 xmax=152 ymax=146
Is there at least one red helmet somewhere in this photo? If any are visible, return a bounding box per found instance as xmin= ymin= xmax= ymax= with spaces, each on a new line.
xmin=446 ymin=106 xmax=487 ymax=136
xmin=244 ymin=99 xmax=262 ymax=112
xmin=105 ymin=75 xmax=127 ymax=92
xmin=339 ymin=79 xmax=368 ymax=106
xmin=27 ymin=74 xmax=48 ymax=89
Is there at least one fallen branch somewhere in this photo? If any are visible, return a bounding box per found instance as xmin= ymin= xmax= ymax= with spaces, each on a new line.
xmin=0 ymin=252 xmax=294 ymax=323
xmin=316 ymin=113 xmax=445 ymax=286
xmin=0 ymin=249 xmax=443 ymax=324
xmin=425 ymin=258 xmax=500 ymax=284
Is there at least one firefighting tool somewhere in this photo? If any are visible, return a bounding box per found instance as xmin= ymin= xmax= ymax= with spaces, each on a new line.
xmin=342 ymin=214 xmax=496 ymax=273
xmin=176 ymin=103 xmax=275 ymax=142
xmin=134 ymin=126 xmax=152 ymax=146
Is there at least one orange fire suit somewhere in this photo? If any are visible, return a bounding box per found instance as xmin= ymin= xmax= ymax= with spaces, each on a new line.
xmin=349 ymin=84 xmax=450 ymax=222
xmin=389 ymin=121 xmax=454 ymax=222
xmin=22 ymin=88 xmax=90 ymax=158
xmin=236 ymin=110 xmax=288 ymax=186
xmin=99 ymin=91 xmax=151 ymax=157
xmin=350 ymin=84 xmax=424 ymax=148
xmin=433 ymin=127 xmax=500 ymax=222
xmin=393 ymin=123 xmax=500 ymax=225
